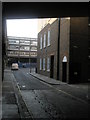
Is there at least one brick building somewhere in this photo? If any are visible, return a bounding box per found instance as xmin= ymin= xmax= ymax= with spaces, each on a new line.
xmin=37 ymin=19 xmax=59 ymax=80
xmin=37 ymin=17 xmax=89 ymax=83
xmin=38 ymin=18 xmax=57 ymax=33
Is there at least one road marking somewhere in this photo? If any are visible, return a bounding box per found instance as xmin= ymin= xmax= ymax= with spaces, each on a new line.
xmin=56 ymin=89 xmax=88 ymax=104
xmin=22 ymin=85 xmax=26 ymax=88
xmin=18 ymin=69 xmax=88 ymax=104
xmin=35 ymin=77 xmax=88 ymax=104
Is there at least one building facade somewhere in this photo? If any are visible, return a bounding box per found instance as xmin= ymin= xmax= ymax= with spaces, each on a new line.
xmin=69 ymin=17 xmax=88 ymax=83
xmin=37 ymin=17 xmax=89 ymax=83
xmin=6 ymin=36 xmax=37 ymax=68
xmin=38 ymin=18 xmax=57 ymax=33
xmin=37 ymin=19 xmax=58 ymax=80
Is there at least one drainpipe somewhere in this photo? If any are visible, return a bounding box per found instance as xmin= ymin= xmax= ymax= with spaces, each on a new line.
xmin=57 ymin=18 xmax=60 ymax=80
xmin=2 ymin=12 xmax=6 ymax=81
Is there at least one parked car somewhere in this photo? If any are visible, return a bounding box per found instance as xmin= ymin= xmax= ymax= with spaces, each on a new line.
xmin=11 ymin=63 xmax=19 ymax=70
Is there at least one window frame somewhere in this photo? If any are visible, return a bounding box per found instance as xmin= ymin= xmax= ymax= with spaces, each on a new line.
xmin=40 ymin=35 xmax=42 ymax=49
xmin=40 ymin=58 xmax=42 ymax=70
xmin=47 ymin=57 xmax=50 ymax=71
xmin=43 ymin=32 xmax=46 ymax=48
xmin=43 ymin=58 xmax=45 ymax=71
xmin=47 ymin=30 xmax=50 ymax=46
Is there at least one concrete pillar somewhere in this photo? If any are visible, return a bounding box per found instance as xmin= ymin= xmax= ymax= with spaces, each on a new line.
xmin=0 ymin=1 xmax=2 ymax=119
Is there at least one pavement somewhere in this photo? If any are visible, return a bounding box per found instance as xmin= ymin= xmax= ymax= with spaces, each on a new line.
xmin=2 ymin=69 xmax=33 ymax=119
xmin=2 ymin=69 xmax=20 ymax=119
xmin=30 ymin=72 xmax=89 ymax=88
xmin=30 ymin=72 xmax=66 ymax=85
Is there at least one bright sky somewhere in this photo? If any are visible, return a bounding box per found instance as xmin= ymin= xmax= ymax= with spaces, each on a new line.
xmin=6 ymin=19 xmax=38 ymax=38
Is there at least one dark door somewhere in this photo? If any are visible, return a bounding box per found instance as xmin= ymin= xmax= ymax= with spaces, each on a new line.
xmin=69 ymin=63 xmax=81 ymax=83
xmin=62 ymin=62 xmax=67 ymax=82
xmin=50 ymin=55 xmax=54 ymax=78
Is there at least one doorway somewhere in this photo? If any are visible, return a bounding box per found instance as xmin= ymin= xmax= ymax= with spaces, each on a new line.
xmin=62 ymin=62 xmax=67 ymax=82
xmin=69 ymin=62 xmax=81 ymax=83
xmin=50 ymin=55 xmax=54 ymax=78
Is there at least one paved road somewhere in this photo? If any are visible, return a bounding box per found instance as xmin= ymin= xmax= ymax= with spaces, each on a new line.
xmin=12 ymin=68 xmax=88 ymax=119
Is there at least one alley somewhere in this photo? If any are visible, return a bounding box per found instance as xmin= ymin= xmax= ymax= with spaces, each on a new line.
xmin=4 ymin=68 xmax=88 ymax=119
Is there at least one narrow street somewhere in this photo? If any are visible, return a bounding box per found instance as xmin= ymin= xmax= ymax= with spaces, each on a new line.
xmin=7 ymin=68 xmax=88 ymax=119
xmin=1 ymin=3 xmax=90 ymax=120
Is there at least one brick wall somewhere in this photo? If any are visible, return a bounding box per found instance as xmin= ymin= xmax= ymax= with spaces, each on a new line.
xmin=59 ymin=18 xmax=70 ymax=82
xmin=37 ymin=19 xmax=58 ymax=79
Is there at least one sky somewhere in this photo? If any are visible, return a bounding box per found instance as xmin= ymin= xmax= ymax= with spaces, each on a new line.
xmin=6 ymin=19 xmax=38 ymax=38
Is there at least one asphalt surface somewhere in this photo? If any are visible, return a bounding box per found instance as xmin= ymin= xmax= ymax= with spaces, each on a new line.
xmin=12 ymin=68 xmax=89 ymax=119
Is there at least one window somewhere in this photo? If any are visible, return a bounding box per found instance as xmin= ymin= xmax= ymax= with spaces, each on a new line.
xmin=31 ymin=41 xmax=37 ymax=46
xmin=24 ymin=46 xmax=30 ymax=51
xmin=20 ymin=40 xmax=30 ymax=45
xmin=47 ymin=57 xmax=50 ymax=71
xmin=9 ymin=45 xmax=19 ymax=50
xmin=8 ymin=51 xmax=19 ymax=56
xmin=43 ymin=33 xmax=46 ymax=48
xmin=47 ymin=30 xmax=50 ymax=46
xmin=20 ymin=46 xmax=30 ymax=51
xmin=40 ymin=58 xmax=42 ymax=70
xmin=31 ymin=46 xmax=37 ymax=51
xmin=20 ymin=52 xmax=29 ymax=56
xmin=30 ymin=52 xmax=37 ymax=57
xmin=40 ymin=35 xmax=42 ymax=49
xmin=43 ymin=58 xmax=45 ymax=70
xmin=9 ymin=40 xmax=19 ymax=44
